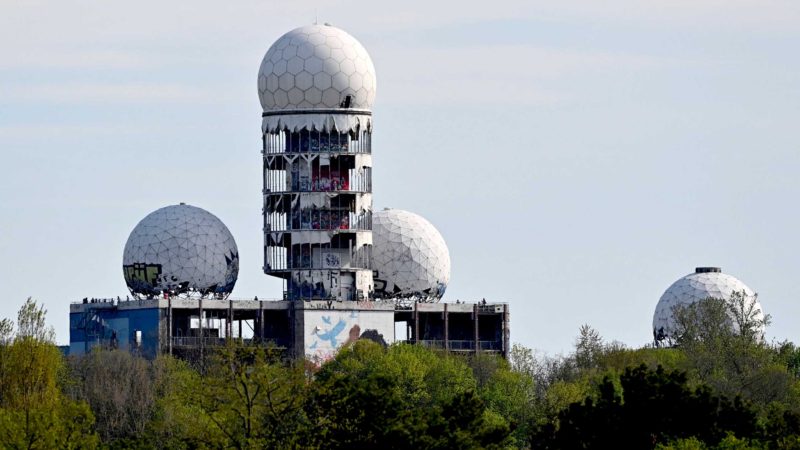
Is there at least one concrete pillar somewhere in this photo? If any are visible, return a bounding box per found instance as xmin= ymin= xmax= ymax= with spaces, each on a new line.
xmin=227 ymin=300 xmax=233 ymax=340
xmin=259 ymin=302 xmax=265 ymax=342
xmin=168 ymin=297 xmax=173 ymax=356
xmin=199 ymin=298 xmax=204 ymax=361
xmin=503 ymin=304 xmax=510 ymax=358
xmin=443 ymin=303 xmax=449 ymax=350
xmin=473 ymin=303 xmax=479 ymax=352
xmin=291 ymin=301 xmax=303 ymax=360
xmin=413 ymin=302 xmax=420 ymax=344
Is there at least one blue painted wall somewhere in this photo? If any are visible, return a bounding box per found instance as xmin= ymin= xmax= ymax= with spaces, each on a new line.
xmin=69 ymin=307 xmax=161 ymax=358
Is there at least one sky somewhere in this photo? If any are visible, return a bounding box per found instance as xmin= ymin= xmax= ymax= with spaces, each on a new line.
xmin=1 ymin=0 xmax=799 ymax=356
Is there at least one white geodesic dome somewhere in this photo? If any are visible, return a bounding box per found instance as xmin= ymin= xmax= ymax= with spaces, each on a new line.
xmin=122 ymin=204 xmax=239 ymax=298
xmin=257 ymin=24 xmax=376 ymax=112
xmin=372 ymin=209 xmax=450 ymax=301
xmin=652 ymin=267 xmax=765 ymax=341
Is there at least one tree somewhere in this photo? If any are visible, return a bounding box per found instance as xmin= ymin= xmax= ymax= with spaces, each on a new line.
xmin=307 ymin=366 xmax=421 ymax=448
xmin=671 ymin=292 xmax=770 ymax=346
xmin=319 ymin=340 xmax=476 ymax=409
xmin=15 ymin=297 xmax=55 ymax=342
xmin=473 ymin=353 xmax=537 ymax=447
xmin=163 ymin=343 xmax=311 ymax=449
xmin=671 ymin=295 xmax=792 ymax=407
xmin=775 ymin=341 xmax=800 ymax=379
xmin=0 ymin=318 xmax=13 ymax=345
xmin=575 ymin=324 xmax=604 ymax=370
xmin=146 ymin=355 xmax=224 ymax=448
xmin=65 ymin=349 xmax=157 ymax=443
xmin=307 ymin=340 xmax=512 ymax=449
xmin=531 ymin=364 xmax=759 ymax=449
xmin=0 ymin=298 xmax=98 ymax=449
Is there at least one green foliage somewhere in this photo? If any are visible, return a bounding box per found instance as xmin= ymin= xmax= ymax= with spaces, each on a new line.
xmin=322 ymin=340 xmax=477 ymax=408
xmin=597 ymin=346 xmax=687 ymax=374
xmin=165 ymin=344 xmax=311 ymax=449
xmin=531 ymin=364 xmax=760 ymax=449
xmin=424 ymin=390 xmax=512 ymax=449
xmin=308 ymin=362 xmax=420 ymax=448
xmin=575 ymin=324 xmax=604 ymax=370
xmin=658 ymin=434 xmax=774 ymax=450
xmin=310 ymin=340 xmax=511 ymax=449
xmin=0 ymin=298 xmax=98 ymax=449
xmin=672 ymin=292 xmax=770 ymax=347
xmin=542 ymin=378 xmax=590 ymax=418
xmin=149 ymin=355 xmax=225 ymax=448
xmin=670 ymin=296 xmax=798 ymax=410
xmin=657 ymin=436 xmax=709 ymax=450
xmin=477 ymin=357 xmax=535 ymax=444
xmin=775 ymin=341 xmax=800 ymax=379
xmin=16 ymin=297 xmax=56 ymax=343
xmin=0 ymin=399 xmax=98 ymax=450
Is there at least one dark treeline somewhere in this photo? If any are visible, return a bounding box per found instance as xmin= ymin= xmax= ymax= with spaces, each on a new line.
xmin=2 ymin=297 xmax=800 ymax=449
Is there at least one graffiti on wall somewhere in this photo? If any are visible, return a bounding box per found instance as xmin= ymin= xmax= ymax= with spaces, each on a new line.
xmin=306 ymin=310 xmax=393 ymax=365
xmin=218 ymin=250 xmax=239 ymax=293
xmin=123 ymin=263 xmax=163 ymax=292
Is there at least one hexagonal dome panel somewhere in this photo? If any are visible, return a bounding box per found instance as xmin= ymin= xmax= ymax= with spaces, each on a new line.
xmin=257 ymin=24 xmax=377 ymax=112
xmin=372 ymin=209 xmax=450 ymax=301
xmin=652 ymin=267 xmax=765 ymax=340
xmin=122 ymin=204 xmax=239 ymax=298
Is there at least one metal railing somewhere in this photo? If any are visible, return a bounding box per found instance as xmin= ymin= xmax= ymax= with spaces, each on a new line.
xmin=72 ymin=296 xmax=284 ymax=305
xmin=169 ymin=337 xmax=290 ymax=349
xmin=478 ymin=304 xmax=506 ymax=313
xmin=170 ymin=337 xmax=250 ymax=347
xmin=407 ymin=340 xmax=503 ymax=351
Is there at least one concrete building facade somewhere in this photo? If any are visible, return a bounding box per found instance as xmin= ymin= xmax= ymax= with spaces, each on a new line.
xmin=69 ymin=298 xmax=510 ymax=361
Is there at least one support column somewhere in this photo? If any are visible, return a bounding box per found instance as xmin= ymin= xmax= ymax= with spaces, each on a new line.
xmin=503 ymin=304 xmax=510 ymax=358
xmin=443 ymin=303 xmax=449 ymax=350
xmin=291 ymin=301 xmax=303 ymax=360
xmin=413 ymin=302 xmax=420 ymax=344
xmin=473 ymin=304 xmax=479 ymax=353
xmin=259 ymin=301 xmax=265 ymax=342
xmin=227 ymin=300 xmax=233 ymax=340
xmin=199 ymin=298 xmax=204 ymax=361
xmin=168 ymin=297 xmax=173 ymax=356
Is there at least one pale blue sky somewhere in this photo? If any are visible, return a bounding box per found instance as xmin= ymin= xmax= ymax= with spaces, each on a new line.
xmin=1 ymin=1 xmax=798 ymax=355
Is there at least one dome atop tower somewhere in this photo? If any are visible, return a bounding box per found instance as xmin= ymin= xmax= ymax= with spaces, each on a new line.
xmin=372 ymin=209 xmax=451 ymax=301
xmin=122 ymin=204 xmax=239 ymax=298
xmin=653 ymin=267 xmax=765 ymax=342
xmin=257 ymin=24 xmax=377 ymax=112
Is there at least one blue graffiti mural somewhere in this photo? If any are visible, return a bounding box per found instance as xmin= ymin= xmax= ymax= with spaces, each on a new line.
xmin=313 ymin=316 xmax=347 ymax=347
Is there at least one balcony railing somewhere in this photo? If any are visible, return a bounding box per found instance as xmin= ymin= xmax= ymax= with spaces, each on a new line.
xmin=169 ymin=337 xmax=288 ymax=349
xmin=264 ymin=130 xmax=372 ymax=155
xmin=407 ymin=340 xmax=503 ymax=351
xmin=170 ymin=337 xmax=230 ymax=347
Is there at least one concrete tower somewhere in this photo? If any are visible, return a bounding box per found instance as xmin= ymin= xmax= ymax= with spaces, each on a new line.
xmin=258 ymin=24 xmax=376 ymax=301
